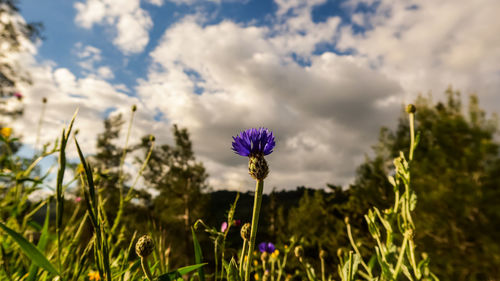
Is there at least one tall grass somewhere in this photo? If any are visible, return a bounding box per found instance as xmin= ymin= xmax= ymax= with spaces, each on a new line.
xmin=0 ymin=104 xmax=437 ymax=280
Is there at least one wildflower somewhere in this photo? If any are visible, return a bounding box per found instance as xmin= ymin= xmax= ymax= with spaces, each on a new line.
xmin=253 ymin=260 xmax=259 ymax=266
xmin=271 ymin=249 xmax=279 ymax=259
xmin=254 ymin=273 xmax=260 ymax=280
xmin=221 ymin=222 xmax=228 ymax=233
xmin=232 ymin=128 xmax=275 ymax=180
xmin=0 ymin=127 xmax=12 ymax=139
xmin=14 ymin=92 xmax=22 ymax=100
xmin=75 ymin=196 xmax=82 ymax=203
xmin=258 ymin=242 xmax=275 ymax=254
xmin=88 ymin=271 xmax=101 ymax=281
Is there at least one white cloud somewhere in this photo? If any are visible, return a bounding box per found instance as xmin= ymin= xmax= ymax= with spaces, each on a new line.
xmin=74 ymin=0 xmax=153 ymax=54
xmin=138 ymin=15 xmax=401 ymax=190
xmin=337 ymin=0 xmax=500 ymax=112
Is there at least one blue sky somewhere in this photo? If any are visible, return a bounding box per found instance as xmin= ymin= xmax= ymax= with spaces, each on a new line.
xmin=8 ymin=0 xmax=500 ymax=191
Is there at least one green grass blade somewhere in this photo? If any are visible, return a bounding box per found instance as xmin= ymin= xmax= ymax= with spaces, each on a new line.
xmin=26 ymin=200 xmax=51 ymax=281
xmin=192 ymin=227 xmax=205 ymax=281
xmin=0 ymin=221 xmax=59 ymax=276
xmin=158 ymin=263 xmax=208 ymax=281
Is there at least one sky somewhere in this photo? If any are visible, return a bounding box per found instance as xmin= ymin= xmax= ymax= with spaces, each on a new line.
xmin=3 ymin=0 xmax=500 ymax=192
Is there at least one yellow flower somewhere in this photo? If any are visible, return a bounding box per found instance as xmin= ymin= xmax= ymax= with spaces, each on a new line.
xmin=88 ymin=271 xmax=101 ymax=281
xmin=284 ymin=245 xmax=288 ymax=250
xmin=254 ymin=273 xmax=260 ymax=280
xmin=0 ymin=127 xmax=12 ymax=138
xmin=253 ymin=260 xmax=259 ymax=266
xmin=271 ymin=249 xmax=280 ymax=259
xmin=76 ymin=164 xmax=85 ymax=174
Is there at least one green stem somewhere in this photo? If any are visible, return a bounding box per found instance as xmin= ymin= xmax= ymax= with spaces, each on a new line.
xmin=392 ymin=234 xmax=409 ymax=279
xmin=141 ymin=257 xmax=154 ymax=281
xmin=409 ymin=113 xmax=415 ymax=161
xmin=245 ymin=179 xmax=264 ymax=281
xmin=239 ymin=239 xmax=248 ymax=281
xmin=320 ymin=256 xmax=325 ymax=281
xmin=111 ymin=109 xmax=136 ymax=236
xmin=346 ymin=223 xmax=372 ymax=278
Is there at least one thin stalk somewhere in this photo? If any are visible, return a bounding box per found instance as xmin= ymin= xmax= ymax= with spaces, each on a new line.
xmin=35 ymin=99 xmax=47 ymax=153
xmin=111 ymin=108 xmax=136 ymax=235
xmin=141 ymin=257 xmax=154 ymax=281
xmin=320 ymin=256 xmax=325 ymax=281
xmin=409 ymin=113 xmax=415 ymax=161
xmin=346 ymin=223 xmax=372 ymax=278
xmin=239 ymin=239 xmax=248 ymax=281
xmin=392 ymin=234 xmax=409 ymax=279
xmin=245 ymin=179 xmax=265 ymax=281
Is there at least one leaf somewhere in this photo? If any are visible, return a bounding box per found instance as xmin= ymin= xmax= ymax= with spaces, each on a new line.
xmin=192 ymin=227 xmax=205 ymax=281
xmin=158 ymin=263 xmax=207 ymax=281
xmin=0 ymin=221 xmax=59 ymax=276
xmin=27 ymin=200 xmax=51 ymax=281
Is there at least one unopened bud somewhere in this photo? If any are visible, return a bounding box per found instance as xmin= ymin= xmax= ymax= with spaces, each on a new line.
xmin=135 ymin=235 xmax=154 ymax=258
xmin=344 ymin=217 xmax=350 ymax=225
xmin=337 ymin=248 xmax=342 ymax=257
xmin=294 ymin=245 xmax=304 ymax=258
xmin=132 ymin=104 xmax=137 ymax=112
xmin=42 ymin=97 xmax=47 ymax=103
xmin=240 ymin=223 xmax=251 ymax=241
xmin=149 ymin=135 xmax=155 ymax=142
xmin=261 ymin=251 xmax=269 ymax=262
xmin=319 ymin=249 xmax=327 ymax=259
xmin=406 ymin=104 xmax=416 ymax=114
xmin=248 ymin=154 xmax=269 ymax=180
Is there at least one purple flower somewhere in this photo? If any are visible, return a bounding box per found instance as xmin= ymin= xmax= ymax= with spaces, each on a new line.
xmin=221 ymin=222 xmax=228 ymax=232
xmin=258 ymin=242 xmax=276 ymax=253
xmin=232 ymin=128 xmax=275 ymax=157
xmin=14 ymin=92 xmax=23 ymax=100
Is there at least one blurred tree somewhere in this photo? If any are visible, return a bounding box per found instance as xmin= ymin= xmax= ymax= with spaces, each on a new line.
xmin=0 ymin=0 xmax=43 ymax=96
xmin=139 ymin=124 xmax=209 ymax=265
xmin=347 ymin=88 xmax=500 ymax=280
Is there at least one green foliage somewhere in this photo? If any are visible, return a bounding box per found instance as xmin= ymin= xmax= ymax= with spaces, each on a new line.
xmin=348 ymin=88 xmax=500 ymax=280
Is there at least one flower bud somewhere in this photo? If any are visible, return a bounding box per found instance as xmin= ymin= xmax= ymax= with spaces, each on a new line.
xmin=337 ymin=248 xmax=342 ymax=257
xmin=240 ymin=223 xmax=251 ymax=241
xmin=261 ymin=251 xmax=269 ymax=262
xmin=42 ymin=97 xmax=47 ymax=103
xmin=344 ymin=216 xmax=350 ymax=225
xmin=406 ymin=104 xmax=416 ymax=114
xmin=132 ymin=104 xmax=137 ymax=112
xmin=149 ymin=135 xmax=155 ymax=142
xmin=136 ymin=235 xmax=154 ymax=258
xmin=248 ymin=154 xmax=269 ymax=180
xmin=294 ymin=245 xmax=304 ymax=258
xmin=319 ymin=249 xmax=327 ymax=259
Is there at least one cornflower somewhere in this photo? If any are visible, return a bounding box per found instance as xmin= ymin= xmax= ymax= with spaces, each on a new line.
xmin=233 ymin=128 xmax=275 ymax=281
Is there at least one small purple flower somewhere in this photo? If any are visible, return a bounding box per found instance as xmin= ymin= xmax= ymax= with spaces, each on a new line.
xmin=221 ymin=222 xmax=228 ymax=233
xmin=75 ymin=196 xmax=82 ymax=203
xmin=232 ymin=128 xmax=275 ymax=157
xmin=258 ymin=242 xmax=276 ymax=253
xmin=14 ymin=92 xmax=23 ymax=100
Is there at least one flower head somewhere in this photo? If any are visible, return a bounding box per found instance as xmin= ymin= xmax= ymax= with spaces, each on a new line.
xmin=232 ymin=128 xmax=275 ymax=157
xmin=88 ymin=271 xmax=101 ymax=281
xmin=75 ymin=196 xmax=82 ymax=203
xmin=14 ymin=92 xmax=23 ymax=100
xmin=258 ymin=242 xmax=275 ymax=254
xmin=221 ymin=221 xmax=228 ymax=233
xmin=0 ymin=127 xmax=12 ymax=139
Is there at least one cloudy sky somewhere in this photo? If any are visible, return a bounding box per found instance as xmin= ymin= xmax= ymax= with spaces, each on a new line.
xmin=6 ymin=0 xmax=500 ymax=191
